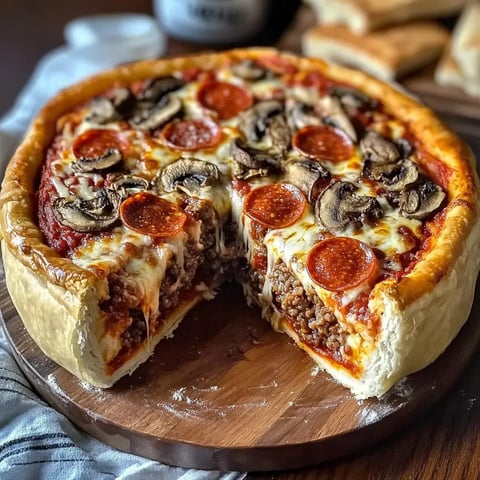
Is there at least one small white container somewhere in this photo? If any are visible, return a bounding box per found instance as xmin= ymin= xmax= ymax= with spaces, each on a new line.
xmin=64 ymin=14 xmax=165 ymax=61
xmin=154 ymin=0 xmax=271 ymax=45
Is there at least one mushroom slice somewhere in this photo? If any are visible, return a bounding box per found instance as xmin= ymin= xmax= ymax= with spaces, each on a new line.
xmin=267 ymin=113 xmax=291 ymax=154
xmin=316 ymin=96 xmax=357 ymax=142
xmin=86 ymin=89 xmax=136 ymax=124
xmin=287 ymin=100 xmax=322 ymax=131
xmin=284 ymin=158 xmax=330 ymax=202
xmin=86 ymin=96 xmax=119 ymax=124
xmin=329 ymin=86 xmax=378 ymax=111
xmin=365 ymin=159 xmax=419 ymax=192
xmin=360 ymin=131 xmax=400 ymax=164
xmin=239 ymin=100 xmax=284 ymax=143
xmin=396 ymin=137 xmax=413 ymax=159
xmin=53 ymin=190 xmax=120 ymax=232
xmin=110 ymin=87 xmax=136 ymax=117
xmin=230 ymin=138 xmax=281 ymax=170
xmin=158 ymin=158 xmax=219 ymax=195
xmin=112 ymin=175 xmax=149 ymax=198
xmin=400 ymin=178 xmax=446 ymax=220
xmin=138 ymin=76 xmax=185 ymax=103
xmin=231 ymin=59 xmax=270 ymax=81
xmin=72 ymin=149 xmax=122 ymax=173
xmin=232 ymin=163 xmax=270 ymax=180
xmin=81 ymin=189 xmax=120 ymax=214
xmin=314 ymin=181 xmax=383 ymax=231
xmin=131 ymin=96 xmax=182 ymax=131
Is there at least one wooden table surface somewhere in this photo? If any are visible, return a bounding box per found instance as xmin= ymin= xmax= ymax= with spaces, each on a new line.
xmin=2 ymin=2 xmax=480 ymax=479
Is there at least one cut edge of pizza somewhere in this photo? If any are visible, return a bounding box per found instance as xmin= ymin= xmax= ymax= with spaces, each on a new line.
xmin=1 ymin=47 xmax=479 ymax=398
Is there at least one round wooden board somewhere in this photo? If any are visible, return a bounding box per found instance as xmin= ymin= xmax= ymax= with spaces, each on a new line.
xmin=2 ymin=277 xmax=480 ymax=472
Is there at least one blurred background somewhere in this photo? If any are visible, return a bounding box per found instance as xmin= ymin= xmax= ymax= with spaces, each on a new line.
xmin=0 ymin=0 xmax=478 ymax=152
xmin=0 ymin=0 xmax=301 ymax=117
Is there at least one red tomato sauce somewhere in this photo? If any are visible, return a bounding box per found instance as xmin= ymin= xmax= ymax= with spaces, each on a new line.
xmin=286 ymin=314 xmax=361 ymax=375
xmin=36 ymin=136 xmax=93 ymax=257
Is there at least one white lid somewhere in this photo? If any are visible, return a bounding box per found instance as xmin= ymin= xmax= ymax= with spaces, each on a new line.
xmin=64 ymin=14 xmax=165 ymax=62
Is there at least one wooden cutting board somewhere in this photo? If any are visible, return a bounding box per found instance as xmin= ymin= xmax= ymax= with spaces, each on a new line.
xmin=2 ymin=273 xmax=480 ymax=471
xmin=3 ymin=6 xmax=480 ymax=472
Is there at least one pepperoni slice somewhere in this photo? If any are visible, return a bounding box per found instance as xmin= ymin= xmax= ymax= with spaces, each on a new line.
xmin=120 ymin=192 xmax=187 ymax=237
xmin=197 ymin=81 xmax=253 ymax=120
xmin=307 ymin=237 xmax=377 ymax=292
xmin=231 ymin=178 xmax=251 ymax=197
xmin=180 ymin=67 xmax=203 ymax=83
xmin=161 ymin=119 xmax=222 ymax=151
xmin=301 ymin=71 xmax=329 ymax=88
xmin=292 ymin=125 xmax=354 ymax=163
xmin=244 ymin=183 xmax=306 ymax=229
xmin=257 ymin=55 xmax=298 ymax=74
xmin=72 ymin=129 xmax=128 ymax=159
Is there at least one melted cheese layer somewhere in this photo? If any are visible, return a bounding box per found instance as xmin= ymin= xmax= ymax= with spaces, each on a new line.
xmin=46 ymin=64 xmax=440 ymax=373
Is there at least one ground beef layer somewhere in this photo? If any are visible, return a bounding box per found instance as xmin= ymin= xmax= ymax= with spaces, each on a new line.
xmin=103 ymin=198 xmax=225 ymax=372
xmin=268 ymin=260 xmax=351 ymax=366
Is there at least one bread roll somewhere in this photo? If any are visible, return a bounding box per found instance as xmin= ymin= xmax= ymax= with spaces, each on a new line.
xmin=435 ymin=43 xmax=480 ymax=97
xmin=303 ymin=0 xmax=467 ymax=33
xmin=302 ymin=22 xmax=449 ymax=80
xmin=451 ymin=0 xmax=480 ymax=81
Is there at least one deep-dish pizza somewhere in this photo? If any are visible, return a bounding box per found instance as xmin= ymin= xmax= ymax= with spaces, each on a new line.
xmin=1 ymin=48 xmax=479 ymax=398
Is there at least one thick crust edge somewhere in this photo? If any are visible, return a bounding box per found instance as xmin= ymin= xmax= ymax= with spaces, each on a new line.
xmin=2 ymin=243 xmax=207 ymax=387
xmin=279 ymin=210 xmax=480 ymax=398
xmin=0 ymin=48 xmax=478 ymax=392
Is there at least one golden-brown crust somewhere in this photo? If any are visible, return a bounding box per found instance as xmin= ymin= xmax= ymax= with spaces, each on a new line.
xmin=316 ymin=56 xmax=479 ymax=306
xmin=0 ymin=47 xmax=282 ymax=289
xmin=1 ymin=47 xmax=478 ymax=394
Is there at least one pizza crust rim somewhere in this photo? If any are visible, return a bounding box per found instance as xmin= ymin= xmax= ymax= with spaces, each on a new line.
xmin=0 ymin=47 xmax=479 ymax=394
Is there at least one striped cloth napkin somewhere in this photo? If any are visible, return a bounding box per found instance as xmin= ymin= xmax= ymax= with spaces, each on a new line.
xmin=0 ymin=328 xmax=245 ymax=479
xmin=0 ymin=14 xmax=246 ymax=480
